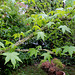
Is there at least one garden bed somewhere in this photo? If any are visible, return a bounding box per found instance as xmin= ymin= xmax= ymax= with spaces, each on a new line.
xmin=11 ymin=65 xmax=75 ymax=75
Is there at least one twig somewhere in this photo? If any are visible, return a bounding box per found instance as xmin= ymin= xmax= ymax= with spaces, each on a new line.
xmin=16 ymin=49 xmax=55 ymax=55
xmin=15 ymin=27 xmax=45 ymax=46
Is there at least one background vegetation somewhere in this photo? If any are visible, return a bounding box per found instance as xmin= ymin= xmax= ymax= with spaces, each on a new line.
xmin=0 ymin=0 xmax=75 ymax=74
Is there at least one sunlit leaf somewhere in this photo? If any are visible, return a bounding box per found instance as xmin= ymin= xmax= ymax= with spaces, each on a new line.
xmin=33 ymin=25 xmax=41 ymax=31
xmin=28 ymin=48 xmax=39 ymax=57
xmin=37 ymin=32 xmax=46 ymax=41
xmin=41 ymin=52 xmax=52 ymax=63
xmin=58 ymin=25 xmax=71 ymax=34
xmin=2 ymin=52 xmax=22 ymax=68
xmin=4 ymin=40 xmax=13 ymax=45
xmin=46 ymin=22 xmax=55 ymax=28
xmin=52 ymin=48 xmax=62 ymax=55
xmin=62 ymin=46 xmax=75 ymax=57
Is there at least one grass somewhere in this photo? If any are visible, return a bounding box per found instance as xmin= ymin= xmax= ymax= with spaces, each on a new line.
xmin=12 ymin=65 xmax=75 ymax=75
xmin=64 ymin=65 xmax=75 ymax=75
xmin=12 ymin=65 xmax=47 ymax=75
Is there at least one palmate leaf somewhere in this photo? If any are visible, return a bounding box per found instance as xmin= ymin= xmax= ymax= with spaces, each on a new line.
xmin=52 ymin=48 xmax=62 ymax=56
xmin=58 ymin=25 xmax=71 ymax=34
xmin=13 ymin=33 xmax=20 ymax=39
xmin=46 ymin=22 xmax=55 ymax=28
xmin=4 ymin=40 xmax=13 ymax=45
xmin=41 ymin=52 xmax=52 ymax=63
xmin=28 ymin=48 xmax=39 ymax=57
xmin=0 ymin=42 xmax=5 ymax=48
xmin=33 ymin=25 xmax=41 ymax=31
xmin=2 ymin=52 xmax=22 ymax=68
xmin=37 ymin=32 xmax=46 ymax=41
xmin=62 ymin=46 xmax=75 ymax=57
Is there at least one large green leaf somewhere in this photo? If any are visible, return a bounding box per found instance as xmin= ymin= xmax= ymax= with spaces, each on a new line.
xmin=37 ymin=32 xmax=46 ymax=41
xmin=58 ymin=25 xmax=71 ymax=34
xmin=2 ymin=52 xmax=22 ymax=68
xmin=62 ymin=46 xmax=75 ymax=57
xmin=41 ymin=52 xmax=52 ymax=63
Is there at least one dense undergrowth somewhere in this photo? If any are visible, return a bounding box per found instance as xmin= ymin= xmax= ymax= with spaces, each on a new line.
xmin=0 ymin=0 xmax=75 ymax=75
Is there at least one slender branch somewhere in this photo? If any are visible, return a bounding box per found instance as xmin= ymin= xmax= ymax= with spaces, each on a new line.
xmin=15 ymin=27 xmax=45 ymax=46
xmin=0 ymin=48 xmax=55 ymax=55
xmin=16 ymin=49 xmax=55 ymax=55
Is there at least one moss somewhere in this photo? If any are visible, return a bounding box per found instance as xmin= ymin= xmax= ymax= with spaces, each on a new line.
xmin=52 ymin=58 xmax=64 ymax=69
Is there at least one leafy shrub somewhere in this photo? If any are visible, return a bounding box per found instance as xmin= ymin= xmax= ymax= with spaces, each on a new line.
xmin=0 ymin=0 xmax=75 ymax=72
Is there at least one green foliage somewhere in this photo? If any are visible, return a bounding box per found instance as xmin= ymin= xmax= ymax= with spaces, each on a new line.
xmin=41 ymin=52 xmax=52 ymax=63
xmin=52 ymin=58 xmax=64 ymax=69
xmin=37 ymin=32 xmax=46 ymax=41
xmin=52 ymin=46 xmax=75 ymax=57
xmin=52 ymin=48 xmax=62 ymax=56
xmin=58 ymin=25 xmax=71 ymax=34
xmin=32 ymin=25 xmax=41 ymax=31
xmin=46 ymin=22 xmax=55 ymax=28
xmin=4 ymin=40 xmax=13 ymax=45
xmin=62 ymin=46 xmax=75 ymax=57
xmin=0 ymin=0 xmax=75 ymax=70
xmin=28 ymin=48 xmax=39 ymax=57
xmin=2 ymin=52 xmax=22 ymax=68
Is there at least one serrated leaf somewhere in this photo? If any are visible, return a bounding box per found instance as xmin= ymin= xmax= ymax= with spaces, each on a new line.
xmin=33 ymin=25 xmax=41 ymax=31
xmin=13 ymin=33 xmax=20 ymax=39
xmin=58 ymin=25 xmax=71 ymax=34
xmin=2 ymin=52 xmax=22 ymax=68
xmin=37 ymin=32 xmax=46 ymax=41
xmin=28 ymin=48 xmax=39 ymax=57
xmin=62 ymin=46 xmax=75 ymax=57
xmin=46 ymin=22 xmax=55 ymax=28
xmin=4 ymin=40 xmax=13 ymax=45
xmin=0 ymin=42 xmax=5 ymax=48
xmin=41 ymin=52 xmax=52 ymax=63
xmin=52 ymin=48 xmax=62 ymax=55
